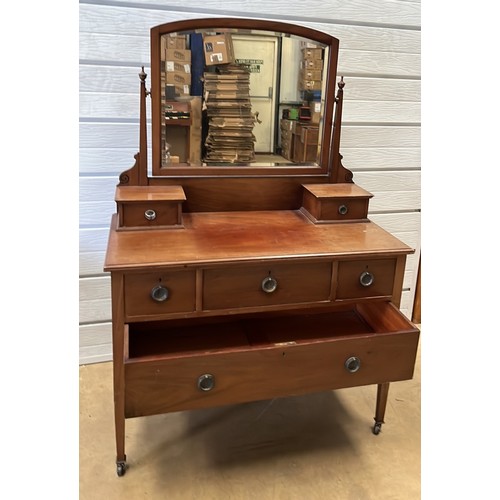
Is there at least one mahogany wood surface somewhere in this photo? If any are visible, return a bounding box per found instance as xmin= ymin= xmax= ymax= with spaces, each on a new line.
xmin=336 ymin=258 xmax=396 ymax=299
xmin=124 ymin=270 xmax=196 ymax=317
xmin=123 ymin=304 xmax=419 ymax=417
xmin=115 ymin=185 xmax=186 ymax=202
xmin=301 ymin=184 xmax=373 ymax=222
xmin=412 ymin=260 xmax=421 ymax=323
xmin=375 ymin=382 xmax=391 ymax=424
xmin=301 ymin=196 xmax=370 ymax=222
xmin=120 ymin=202 xmax=181 ymax=228
xmin=320 ymin=199 xmax=369 ymax=221
xmin=110 ymin=273 xmax=126 ymax=462
xmin=105 ymin=17 xmax=420 ymax=471
xmin=302 ymin=183 xmax=373 ymax=199
xmin=124 ymin=333 xmax=418 ymax=417
xmin=148 ymin=176 xmax=329 ymax=212
xmin=390 ymin=255 xmax=407 ymax=308
xmin=104 ymin=211 xmax=413 ymax=271
xmin=355 ymin=301 xmax=415 ymax=332
xmin=203 ymin=261 xmax=332 ymax=310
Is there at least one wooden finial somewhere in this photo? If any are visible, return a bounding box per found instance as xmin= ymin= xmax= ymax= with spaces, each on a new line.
xmin=139 ymin=66 xmax=151 ymax=96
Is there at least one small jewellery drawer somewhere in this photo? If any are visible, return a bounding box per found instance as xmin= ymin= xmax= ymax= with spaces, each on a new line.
xmin=336 ymin=258 xmax=396 ymax=300
xmin=301 ymin=184 xmax=373 ymax=223
xmin=314 ymin=198 xmax=369 ymax=221
xmin=124 ymin=301 xmax=419 ymax=417
xmin=124 ymin=271 xmax=196 ymax=318
xmin=202 ymin=262 xmax=332 ymax=311
xmin=115 ymin=185 xmax=185 ymax=229
xmin=120 ymin=201 xmax=181 ymax=228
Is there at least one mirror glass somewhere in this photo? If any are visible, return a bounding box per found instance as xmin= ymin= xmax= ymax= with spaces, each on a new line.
xmin=157 ymin=27 xmax=330 ymax=169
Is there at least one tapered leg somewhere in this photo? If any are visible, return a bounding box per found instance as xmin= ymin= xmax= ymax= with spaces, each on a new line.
xmin=115 ymin=411 xmax=127 ymax=476
xmin=373 ymin=382 xmax=390 ymax=435
xmin=111 ymin=273 xmax=128 ymax=476
xmin=112 ymin=337 xmax=127 ymax=475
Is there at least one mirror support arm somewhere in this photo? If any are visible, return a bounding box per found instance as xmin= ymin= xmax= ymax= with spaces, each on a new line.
xmin=137 ymin=67 xmax=149 ymax=186
xmin=332 ymin=77 xmax=353 ymax=183
xmin=119 ymin=67 xmax=149 ymax=186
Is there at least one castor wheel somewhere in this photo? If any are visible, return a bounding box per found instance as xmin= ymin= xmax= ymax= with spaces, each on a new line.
xmin=116 ymin=461 xmax=127 ymax=477
xmin=373 ymin=422 xmax=382 ymax=435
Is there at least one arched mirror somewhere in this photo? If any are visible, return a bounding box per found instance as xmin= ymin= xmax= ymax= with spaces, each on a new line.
xmin=149 ymin=18 xmax=340 ymax=177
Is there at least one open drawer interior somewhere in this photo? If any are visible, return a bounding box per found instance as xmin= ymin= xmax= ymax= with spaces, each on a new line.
xmin=126 ymin=301 xmax=418 ymax=361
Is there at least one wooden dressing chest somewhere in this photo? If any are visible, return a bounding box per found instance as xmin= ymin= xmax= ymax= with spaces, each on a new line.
xmin=104 ymin=17 xmax=419 ymax=477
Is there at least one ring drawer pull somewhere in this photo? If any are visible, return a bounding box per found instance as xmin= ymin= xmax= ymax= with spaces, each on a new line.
xmin=144 ymin=209 xmax=157 ymax=221
xmin=359 ymin=271 xmax=374 ymax=287
xmin=261 ymin=275 xmax=278 ymax=294
xmin=338 ymin=204 xmax=348 ymax=215
xmin=345 ymin=356 xmax=361 ymax=373
xmin=197 ymin=374 xmax=215 ymax=392
xmin=151 ymin=284 xmax=169 ymax=302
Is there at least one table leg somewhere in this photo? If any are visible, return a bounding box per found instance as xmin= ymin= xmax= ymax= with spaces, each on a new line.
xmin=111 ymin=273 xmax=128 ymax=476
xmin=373 ymin=382 xmax=390 ymax=435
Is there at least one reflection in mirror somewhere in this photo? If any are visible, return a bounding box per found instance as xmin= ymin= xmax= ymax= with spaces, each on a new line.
xmin=159 ymin=28 xmax=329 ymax=168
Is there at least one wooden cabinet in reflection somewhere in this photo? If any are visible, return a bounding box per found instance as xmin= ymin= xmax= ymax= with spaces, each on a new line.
xmin=292 ymin=122 xmax=319 ymax=162
xmin=162 ymin=98 xmax=202 ymax=165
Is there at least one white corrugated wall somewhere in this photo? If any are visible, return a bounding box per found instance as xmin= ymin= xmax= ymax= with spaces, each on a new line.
xmin=79 ymin=0 xmax=421 ymax=364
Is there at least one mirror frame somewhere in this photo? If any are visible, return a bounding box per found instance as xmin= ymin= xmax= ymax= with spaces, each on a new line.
xmin=149 ymin=18 xmax=340 ymax=178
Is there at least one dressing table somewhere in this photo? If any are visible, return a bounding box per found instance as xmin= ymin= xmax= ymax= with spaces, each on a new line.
xmin=104 ymin=18 xmax=420 ymax=477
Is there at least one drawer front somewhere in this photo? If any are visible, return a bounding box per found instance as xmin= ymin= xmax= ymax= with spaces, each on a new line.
xmin=120 ymin=201 xmax=180 ymax=228
xmin=320 ymin=198 xmax=369 ymax=221
xmin=124 ymin=320 xmax=419 ymax=418
xmin=124 ymin=271 xmax=196 ymax=318
xmin=302 ymin=195 xmax=369 ymax=222
xmin=203 ymin=262 xmax=332 ymax=311
xmin=336 ymin=258 xmax=396 ymax=299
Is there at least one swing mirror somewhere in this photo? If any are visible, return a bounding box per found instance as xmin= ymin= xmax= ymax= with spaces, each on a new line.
xmin=149 ymin=18 xmax=340 ymax=177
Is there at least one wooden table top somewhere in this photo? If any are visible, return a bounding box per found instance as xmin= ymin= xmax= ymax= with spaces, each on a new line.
xmin=104 ymin=210 xmax=413 ymax=271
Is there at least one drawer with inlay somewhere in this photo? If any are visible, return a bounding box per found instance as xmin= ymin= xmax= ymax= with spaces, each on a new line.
xmin=120 ymin=201 xmax=182 ymax=228
xmin=115 ymin=185 xmax=185 ymax=229
xmin=335 ymin=258 xmax=397 ymax=300
xmin=123 ymin=301 xmax=419 ymax=417
xmin=124 ymin=270 xmax=196 ymax=319
xmin=202 ymin=261 xmax=332 ymax=311
xmin=301 ymin=183 xmax=373 ymax=223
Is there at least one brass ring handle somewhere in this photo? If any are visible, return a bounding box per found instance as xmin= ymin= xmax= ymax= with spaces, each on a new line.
xmin=197 ymin=374 xmax=215 ymax=392
xmin=144 ymin=209 xmax=157 ymax=221
xmin=338 ymin=204 xmax=348 ymax=215
xmin=151 ymin=284 xmax=169 ymax=302
xmin=261 ymin=276 xmax=278 ymax=294
xmin=345 ymin=356 xmax=361 ymax=373
xmin=359 ymin=271 xmax=374 ymax=287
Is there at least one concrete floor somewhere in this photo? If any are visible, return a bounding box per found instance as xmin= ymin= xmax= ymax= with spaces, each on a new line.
xmin=80 ymin=344 xmax=420 ymax=499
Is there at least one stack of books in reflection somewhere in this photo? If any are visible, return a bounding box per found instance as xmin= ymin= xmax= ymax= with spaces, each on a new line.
xmin=203 ymin=64 xmax=256 ymax=164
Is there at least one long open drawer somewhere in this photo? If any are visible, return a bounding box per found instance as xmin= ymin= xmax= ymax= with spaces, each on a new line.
xmin=124 ymin=301 xmax=419 ymax=418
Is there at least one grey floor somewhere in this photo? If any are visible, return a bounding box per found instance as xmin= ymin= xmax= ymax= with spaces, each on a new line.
xmin=80 ymin=343 xmax=420 ymax=499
